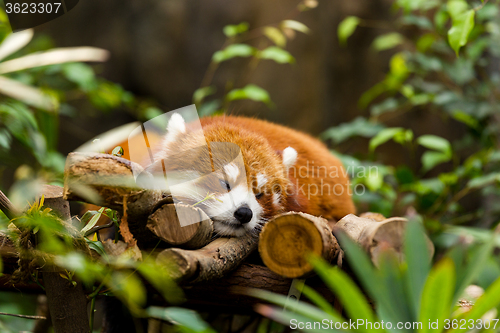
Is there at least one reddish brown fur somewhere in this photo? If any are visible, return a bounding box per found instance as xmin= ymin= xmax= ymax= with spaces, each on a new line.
xmin=199 ymin=116 xmax=356 ymax=220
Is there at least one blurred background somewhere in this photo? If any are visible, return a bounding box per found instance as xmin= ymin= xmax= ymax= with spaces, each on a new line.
xmin=43 ymin=0 xmax=391 ymax=134
xmin=1 ymin=0 xmax=499 ymax=231
xmin=1 ymin=1 xmax=500 ymax=331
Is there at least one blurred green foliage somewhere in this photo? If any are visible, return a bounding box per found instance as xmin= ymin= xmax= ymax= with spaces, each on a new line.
xmin=253 ymin=221 xmax=500 ymax=333
xmin=1 ymin=0 xmax=500 ymax=331
xmin=328 ymin=0 xmax=500 ymax=233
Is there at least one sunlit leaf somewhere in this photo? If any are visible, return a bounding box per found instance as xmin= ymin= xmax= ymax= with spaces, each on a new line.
xmin=223 ymin=22 xmax=249 ymax=37
xmin=280 ymin=20 xmax=310 ymax=34
xmin=0 ymin=76 xmax=58 ymax=111
xmin=212 ymin=44 xmax=255 ymax=63
xmin=338 ymin=16 xmax=360 ymax=46
xmin=81 ymin=207 xmax=105 ymax=234
xmin=258 ymin=46 xmax=295 ymax=64
xmin=421 ymin=151 xmax=451 ymax=171
xmin=263 ymin=27 xmax=286 ymax=47
xmin=447 ymin=0 xmax=475 ymax=56
xmin=372 ymin=32 xmax=404 ymax=51
xmin=369 ymin=127 xmax=405 ymax=152
xmin=0 ymin=29 xmax=33 ymax=62
xmin=0 ymin=47 xmax=109 ymax=74
xmin=417 ymin=135 xmax=451 ymax=154
xmin=193 ymin=86 xmax=216 ymax=104
xmin=467 ymin=173 xmax=500 ymax=189
xmin=226 ymin=84 xmax=272 ymax=105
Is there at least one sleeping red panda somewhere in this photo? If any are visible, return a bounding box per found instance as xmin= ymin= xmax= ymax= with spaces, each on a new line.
xmin=145 ymin=113 xmax=356 ymax=237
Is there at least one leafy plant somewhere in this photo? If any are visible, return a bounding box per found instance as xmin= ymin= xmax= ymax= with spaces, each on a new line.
xmin=253 ymin=221 xmax=500 ymax=333
xmin=326 ymin=0 xmax=500 ymax=231
xmin=193 ymin=0 xmax=317 ymax=116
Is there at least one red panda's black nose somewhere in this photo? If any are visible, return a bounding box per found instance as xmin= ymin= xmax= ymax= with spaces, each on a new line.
xmin=234 ymin=205 xmax=253 ymax=224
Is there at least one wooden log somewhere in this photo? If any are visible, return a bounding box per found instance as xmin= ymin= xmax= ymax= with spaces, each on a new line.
xmin=63 ymin=152 xmax=162 ymax=217
xmin=38 ymin=185 xmax=90 ymax=333
xmin=333 ymin=214 xmax=434 ymax=266
xmin=147 ymin=201 xmax=213 ymax=249
xmin=156 ymin=233 xmax=258 ymax=283
xmin=64 ymin=152 xmax=164 ymax=247
xmin=258 ymin=212 xmax=339 ymax=279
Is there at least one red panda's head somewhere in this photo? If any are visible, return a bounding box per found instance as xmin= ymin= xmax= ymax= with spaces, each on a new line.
xmin=147 ymin=113 xmax=297 ymax=237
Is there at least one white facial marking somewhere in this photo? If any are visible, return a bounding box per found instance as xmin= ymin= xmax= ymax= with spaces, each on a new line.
xmin=206 ymin=184 xmax=264 ymax=237
xmin=283 ymin=147 xmax=298 ymax=170
xmin=223 ymin=163 xmax=240 ymax=183
xmin=256 ymin=173 xmax=268 ymax=188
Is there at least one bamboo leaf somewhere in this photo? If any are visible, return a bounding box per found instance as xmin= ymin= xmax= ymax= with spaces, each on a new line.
xmin=0 ymin=47 xmax=109 ymax=74
xmin=419 ymin=258 xmax=455 ymax=333
xmin=0 ymin=29 xmax=33 ymax=62
xmin=404 ymin=220 xmax=432 ymax=320
xmin=311 ymin=256 xmax=378 ymax=333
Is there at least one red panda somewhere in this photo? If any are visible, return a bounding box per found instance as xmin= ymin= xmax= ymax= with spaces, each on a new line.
xmin=143 ymin=113 xmax=356 ymax=237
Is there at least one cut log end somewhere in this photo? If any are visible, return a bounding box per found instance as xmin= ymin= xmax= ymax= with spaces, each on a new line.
xmin=147 ymin=202 xmax=213 ymax=249
xmin=259 ymin=212 xmax=338 ymax=279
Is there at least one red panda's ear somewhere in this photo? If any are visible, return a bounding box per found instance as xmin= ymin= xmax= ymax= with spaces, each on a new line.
xmin=282 ymin=147 xmax=298 ymax=170
xmin=164 ymin=113 xmax=186 ymax=143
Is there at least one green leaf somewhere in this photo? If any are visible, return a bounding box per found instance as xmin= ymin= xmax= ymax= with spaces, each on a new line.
xmin=453 ymin=236 xmax=495 ymax=304
xmin=321 ymin=117 xmax=385 ymax=144
xmin=255 ymin=304 xmax=342 ymax=333
xmin=193 ymin=86 xmax=216 ymax=104
xmin=419 ymin=258 xmax=455 ymax=333
xmin=369 ymin=127 xmax=405 ymax=152
xmin=338 ymin=16 xmax=360 ymax=46
xmin=417 ymin=135 xmax=452 ymax=155
xmin=110 ymin=272 xmax=147 ymax=314
xmin=0 ymin=128 xmax=12 ymax=149
xmin=81 ymin=207 xmax=105 ymax=234
xmin=212 ymin=44 xmax=255 ymax=63
xmin=85 ymin=239 xmax=107 ymax=259
xmin=62 ymin=63 xmax=97 ymax=91
xmin=389 ymin=53 xmax=409 ymax=78
xmin=421 ymin=151 xmax=451 ymax=171
xmin=451 ymin=110 xmax=479 ymax=129
xmin=258 ymin=46 xmax=295 ymax=64
xmin=263 ymin=27 xmax=286 ymax=47
xmin=138 ymin=260 xmax=184 ymax=304
xmin=311 ymin=256 xmax=378 ymax=333
xmin=447 ymin=0 xmax=468 ymax=19
xmin=248 ymin=288 xmax=342 ymax=324
xmin=280 ymin=20 xmax=310 ymax=34
xmin=467 ymin=173 xmax=500 ymax=189
xmin=372 ymin=33 xmax=404 ymax=51
xmin=223 ymin=22 xmax=249 ymax=37
xmin=447 ymin=0 xmax=475 ymax=56
xmin=226 ymin=84 xmax=272 ymax=105
xmin=300 ymin=283 xmax=339 ymax=318
xmin=404 ymin=220 xmax=432 ymax=320
xmin=416 ymin=33 xmax=436 ymax=52
xmin=148 ymin=306 xmax=215 ymax=333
